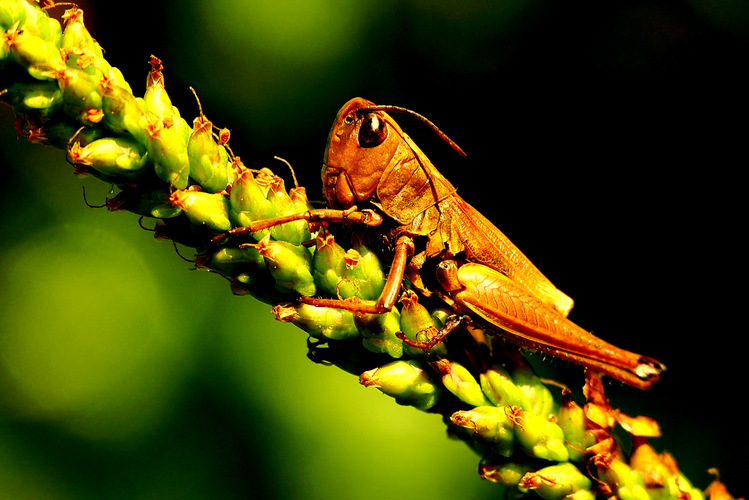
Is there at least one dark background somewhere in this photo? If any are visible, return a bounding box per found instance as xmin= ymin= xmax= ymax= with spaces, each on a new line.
xmin=1 ymin=0 xmax=747 ymax=498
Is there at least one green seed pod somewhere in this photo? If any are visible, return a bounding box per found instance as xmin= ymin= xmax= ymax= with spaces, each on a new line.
xmin=45 ymin=15 xmax=63 ymax=47
xmin=101 ymin=80 xmax=147 ymax=143
xmin=434 ymin=359 xmax=493 ymax=407
xmin=429 ymin=307 xmax=452 ymax=329
xmin=290 ymin=185 xmax=312 ymax=214
xmin=0 ymin=80 xmax=62 ymax=116
xmin=144 ymin=114 xmax=190 ymax=189
xmin=31 ymin=119 xmax=104 ymax=149
xmin=519 ymin=463 xmax=594 ymax=500
xmin=355 ymin=311 xmax=404 ymax=358
xmin=228 ymin=166 xmax=274 ymax=240
xmin=57 ymin=67 xmax=104 ymax=125
xmin=342 ymin=245 xmax=385 ymax=301
xmin=359 ymin=359 xmax=441 ymax=411
xmin=169 ymin=187 xmax=231 ymax=232
xmin=106 ymin=64 xmax=132 ymax=95
xmin=143 ymin=56 xmax=177 ymax=127
xmin=252 ymin=234 xmax=315 ymax=297
xmin=106 ymin=188 xmax=181 ymax=219
xmin=266 ymin=178 xmax=311 ymax=245
xmin=290 ymin=186 xmax=313 ymax=235
xmin=399 ymin=290 xmax=447 ymax=357
xmin=273 ymin=303 xmax=359 ymax=341
xmin=479 ymin=364 xmax=531 ymax=409
xmin=67 ymin=135 xmax=149 ymax=180
xmin=506 ymin=405 xmax=569 ymax=462
xmin=3 ymin=0 xmax=60 ymax=44
xmin=311 ymin=234 xmax=356 ymax=298
xmin=479 ymin=455 xmax=532 ymax=495
xmin=595 ymin=454 xmax=649 ymax=500
xmin=5 ymin=25 xmax=66 ymax=79
xmin=674 ymin=473 xmax=705 ymax=500
xmin=450 ymin=406 xmax=515 ymax=457
xmin=171 ymin=106 xmax=192 ymax=146
xmin=187 ymin=113 xmax=230 ymax=193
xmin=1 ymin=1 xmax=27 ymax=34
xmin=199 ymin=245 xmax=265 ymax=276
xmin=60 ymin=8 xmax=104 ymax=74
xmin=629 ymin=443 xmax=703 ymax=500
xmin=511 ymin=363 xmax=556 ymax=418
xmin=556 ymin=390 xmax=592 ymax=463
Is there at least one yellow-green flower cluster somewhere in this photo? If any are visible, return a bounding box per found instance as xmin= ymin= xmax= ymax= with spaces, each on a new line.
xmin=1 ymin=3 xmax=738 ymax=500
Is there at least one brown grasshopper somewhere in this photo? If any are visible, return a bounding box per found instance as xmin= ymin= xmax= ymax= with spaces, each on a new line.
xmin=217 ymin=97 xmax=665 ymax=389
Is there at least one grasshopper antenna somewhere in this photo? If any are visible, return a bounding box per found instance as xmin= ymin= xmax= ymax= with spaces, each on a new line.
xmin=359 ymin=105 xmax=467 ymax=157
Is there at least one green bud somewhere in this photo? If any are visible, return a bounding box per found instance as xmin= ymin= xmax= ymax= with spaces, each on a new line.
xmin=170 ymin=106 xmax=192 ymax=146
xmin=595 ymin=454 xmax=649 ymax=500
xmin=451 ymin=406 xmax=515 ymax=457
xmin=60 ymin=7 xmax=104 ymax=75
xmin=5 ymin=24 xmax=66 ymax=79
xmin=399 ymin=290 xmax=447 ymax=357
xmin=311 ymin=234 xmax=356 ymax=298
xmin=290 ymin=186 xmax=312 ymax=215
xmin=557 ymin=390 xmax=592 ymax=463
xmin=479 ymin=455 xmax=532 ymax=494
xmin=187 ymin=114 xmax=230 ymax=193
xmin=674 ymin=474 xmax=704 ymax=500
xmin=266 ymin=178 xmax=311 ymax=245
xmin=61 ymin=25 xmax=130 ymax=92
xmin=2 ymin=0 xmax=61 ymax=44
xmin=355 ymin=311 xmax=404 ymax=358
xmin=169 ymin=187 xmax=231 ymax=232
xmin=429 ymin=307 xmax=452 ymax=329
xmin=359 ymin=359 xmax=441 ymax=411
xmin=519 ymin=463 xmax=593 ymax=500
xmin=511 ymin=363 xmax=555 ymax=418
xmin=106 ymin=65 xmax=132 ymax=95
xmin=145 ymin=113 xmax=190 ymax=189
xmin=58 ymin=67 xmax=104 ymax=125
xmin=30 ymin=119 xmax=104 ymax=149
xmin=341 ymin=245 xmax=385 ymax=301
xmin=226 ymin=271 xmax=284 ymax=304
xmin=198 ymin=245 xmax=265 ymax=276
xmin=629 ymin=443 xmax=702 ymax=500
xmin=67 ymin=136 xmax=149 ymax=180
xmin=435 ymin=359 xmax=493 ymax=407
xmin=273 ymin=303 xmax=359 ymax=341
xmin=106 ymin=188 xmax=181 ymax=219
xmin=1 ymin=1 xmax=27 ymax=34
xmin=0 ymin=80 xmax=62 ymax=116
xmin=480 ymin=364 xmax=530 ymax=409
xmin=251 ymin=234 xmax=315 ymax=297
xmin=143 ymin=55 xmax=176 ymax=126
xmin=228 ymin=166 xmax=274 ymax=240
xmin=101 ymin=80 xmax=147 ymax=143
xmin=507 ymin=405 xmax=569 ymax=462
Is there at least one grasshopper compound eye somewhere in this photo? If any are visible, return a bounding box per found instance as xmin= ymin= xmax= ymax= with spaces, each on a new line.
xmin=358 ymin=113 xmax=388 ymax=148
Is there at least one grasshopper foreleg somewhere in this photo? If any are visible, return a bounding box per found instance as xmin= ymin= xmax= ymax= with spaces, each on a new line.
xmin=211 ymin=207 xmax=383 ymax=243
xmin=300 ymin=235 xmax=414 ymax=314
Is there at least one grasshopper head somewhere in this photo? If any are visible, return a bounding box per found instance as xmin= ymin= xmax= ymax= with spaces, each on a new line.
xmin=322 ymin=97 xmax=397 ymax=209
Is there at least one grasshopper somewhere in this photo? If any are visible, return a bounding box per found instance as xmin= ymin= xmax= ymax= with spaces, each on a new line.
xmin=217 ymin=98 xmax=665 ymax=389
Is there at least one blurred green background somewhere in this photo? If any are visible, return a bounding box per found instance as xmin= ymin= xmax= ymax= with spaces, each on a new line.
xmin=1 ymin=0 xmax=747 ymax=498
